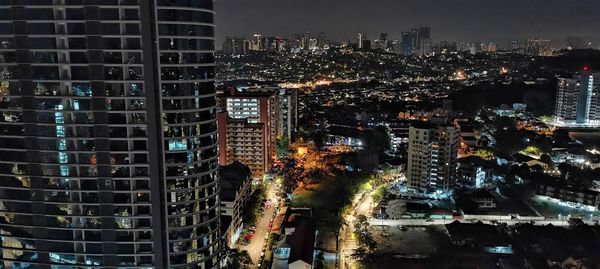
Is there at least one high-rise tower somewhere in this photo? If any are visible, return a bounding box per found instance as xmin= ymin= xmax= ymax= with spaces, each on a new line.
xmin=555 ymin=71 xmax=600 ymax=127
xmin=0 ymin=0 xmax=220 ymax=268
xmin=407 ymin=124 xmax=459 ymax=193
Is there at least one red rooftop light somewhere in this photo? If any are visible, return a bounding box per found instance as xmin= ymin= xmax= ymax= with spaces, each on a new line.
xmin=583 ymin=65 xmax=590 ymax=71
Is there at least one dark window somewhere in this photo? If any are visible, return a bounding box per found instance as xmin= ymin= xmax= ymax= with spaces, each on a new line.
xmin=66 ymin=8 xmax=85 ymax=20
xmin=24 ymin=8 xmax=54 ymax=20
xmin=0 ymin=23 xmax=13 ymax=35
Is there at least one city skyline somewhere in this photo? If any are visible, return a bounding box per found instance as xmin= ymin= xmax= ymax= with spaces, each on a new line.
xmin=1 ymin=1 xmax=600 ymax=269
xmin=215 ymin=0 xmax=600 ymax=47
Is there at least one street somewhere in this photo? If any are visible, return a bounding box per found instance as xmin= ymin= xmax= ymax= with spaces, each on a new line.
xmin=239 ymin=182 xmax=279 ymax=268
xmin=339 ymin=187 xmax=375 ymax=269
xmin=368 ymin=217 xmax=598 ymax=227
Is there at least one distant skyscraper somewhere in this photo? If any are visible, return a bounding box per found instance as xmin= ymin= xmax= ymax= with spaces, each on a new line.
xmin=0 ymin=1 xmax=221 ymax=268
xmin=555 ymin=71 xmax=600 ymax=127
xmin=379 ymin=33 xmax=388 ymax=41
xmin=407 ymin=124 xmax=459 ymax=192
xmin=480 ymin=42 xmax=497 ymax=53
xmin=317 ymin=32 xmax=326 ymax=48
xmin=357 ymin=33 xmax=364 ymax=49
xmin=374 ymin=33 xmax=388 ymax=50
xmin=417 ymin=27 xmax=432 ymax=55
xmin=526 ymin=38 xmax=552 ymax=56
xmin=362 ymin=39 xmax=372 ymax=50
xmin=302 ymin=32 xmax=311 ymax=50
xmin=223 ymin=36 xmax=249 ymax=56
xmin=400 ymin=27 xmax=431 ymax=56
xmin=400 ymin=32 xmax=411 ymax=55
xmin=439 ymin=41 xmax=458 ymax=54
xmin=252 ymin=34 xmax=263 ymax=51
xmin=507 ymin=39 xmax=525 ymax=54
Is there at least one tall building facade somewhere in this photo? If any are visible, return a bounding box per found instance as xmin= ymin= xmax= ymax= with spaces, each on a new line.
xmin=357 ymin=33 xmax=364 ymax=49
xmin=400 ymin=27 xmax=431 ymax=56
xmin=0 ymin=1 xmax=220 ymax=268
xmin=555 ymin=72 xmax=600 ymax=127
xmin=222 ymin=36 xmax=248 ymax=56
xmin=275 ymin=89 xmax=298 ymax=141
xmin=218 ymin=115 xmax=266 ymax=178
xmin=526 ymin=38 xmax=552 ymax=56
xmin=217 ymin=89 xmax=279 ymax=178
xmin=407 ymin=124 xmax=459 ymax=193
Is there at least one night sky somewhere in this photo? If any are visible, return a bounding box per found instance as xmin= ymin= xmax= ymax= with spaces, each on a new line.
xmin=214 ymin=0 xmax=600 ymax=47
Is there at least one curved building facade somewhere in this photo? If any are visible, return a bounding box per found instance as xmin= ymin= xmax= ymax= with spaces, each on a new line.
xmin=0 ymin=0 xmax=220 ymax=268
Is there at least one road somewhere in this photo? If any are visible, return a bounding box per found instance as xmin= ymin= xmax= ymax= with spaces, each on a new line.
xmin=339 ymin=188 xmax=374 ymax=269
xmin=368 ymin=217 xmax=598 ymax=227
xmin=239 ymin=182 xmax=279 ymax=268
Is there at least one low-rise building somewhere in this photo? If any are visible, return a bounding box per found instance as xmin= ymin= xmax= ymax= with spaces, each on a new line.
xmin=219 ymin=162 xmax=253 ymax=247
xmin=470 ymin=189 xmax=497 ymax=209
xmin=534 ymin=179 xmax=600 ymax=211
xmin=324 ymin=126 xmax=365 ymax=150
xmin=271 ymin=208 xmax=317 ymax=269
xmin=550 ymin=148 xmax=600 ymax=169
xmin=456 ymin=156 xmax=497 ymax=188
xmin=454 ymin=119 xmax=478 ymax=151
xmin=385 ymin=119 xmax=413 ymax=156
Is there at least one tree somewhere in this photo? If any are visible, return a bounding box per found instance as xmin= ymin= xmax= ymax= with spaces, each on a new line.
xmin=523 ymin=89 xmax=553 ymax=116
xmin=243 ymin=186 xmax=267 ymax=226
xmin=371 ymin=185 xmax=388 ymax=203
xmin=277 ymin=136 xmax=291 ymax=158
xmin=364 ymin=126 xmax=391 ymax=158
xmin=494 ymin=128 xmax=526 ymax=155
xmin=493 ymin=116 xmax=515 ymax=131
xmin=225 ymin=249 xmax=252 ymax=269
xmin=354 ymin=215 xmax=377 ymax=251
xmin=351 ymin=247 xmax=375 ymax=266
xmin=540 ymin=154 xmax=554 ymax=168
xmin=268 ymin=233 xmax=280 ymax=250
xmin=279 ymin=156 xmax=303 ymax=194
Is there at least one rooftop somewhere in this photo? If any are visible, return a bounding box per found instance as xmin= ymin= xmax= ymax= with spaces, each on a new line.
xmin=219 ymin=161 xmax=252 ymax=201
xmin=287 ymin=219 xmax=317 ymax=265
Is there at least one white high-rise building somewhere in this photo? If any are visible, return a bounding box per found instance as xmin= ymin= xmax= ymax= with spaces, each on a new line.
xmin=357 ymin=33 xmax=364 ymax=49
xmin=555 ymin=71 xmax=600 ymax=128
xmin=407 ymin=124 xmax=460 ymax=193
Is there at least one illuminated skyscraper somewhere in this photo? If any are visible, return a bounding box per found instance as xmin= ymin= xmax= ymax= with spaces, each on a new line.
xmin=0 ymin=0 xmax=220 ymax=268
xmin=217 ymin=88 xmax=280 ymax=178
xmin=357 ymin=33 xmax=364 ymax=49
xmin=555 ymin=70 xmax=600 ymax=127
xmin=407 ymin=124 xmax=459 ymax=193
